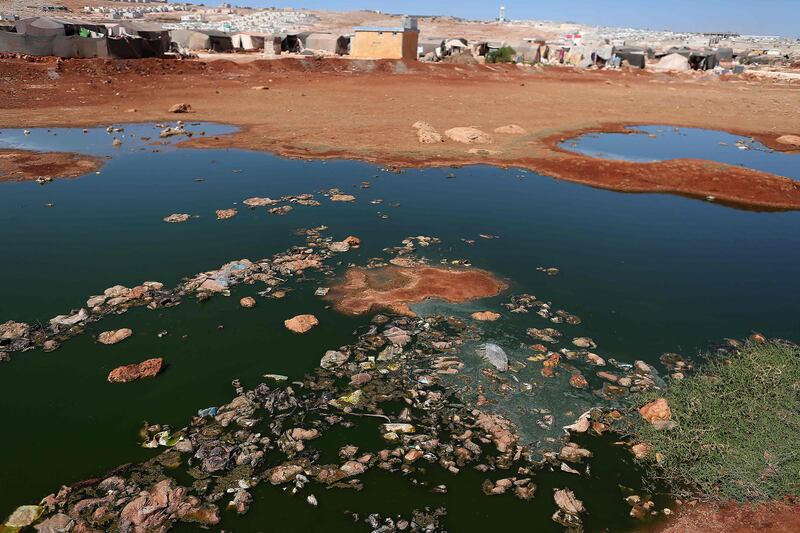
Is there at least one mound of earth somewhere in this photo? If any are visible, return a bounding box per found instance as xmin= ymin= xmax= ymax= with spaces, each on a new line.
xmin=0 ymin=149 xmax=102 ymax=182
xmin=445 ymin=127 xmax=493 ymax=144
xmin=326 ymin=265 xmax=507 ymax=316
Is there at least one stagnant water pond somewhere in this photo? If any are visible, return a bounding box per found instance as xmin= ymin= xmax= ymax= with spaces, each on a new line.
xmin=1 ymin=123 xmax=798 ymax=532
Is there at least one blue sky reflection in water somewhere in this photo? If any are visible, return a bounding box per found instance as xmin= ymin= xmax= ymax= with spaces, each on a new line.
xmin=0 ymin=123 xmax=799 ymax=529
xmin=560 ymin=125 xmax=800 ymax=180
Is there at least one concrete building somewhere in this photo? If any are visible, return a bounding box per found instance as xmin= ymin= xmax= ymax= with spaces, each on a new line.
xmin=350 ymin=16 xmax=419 ymax=60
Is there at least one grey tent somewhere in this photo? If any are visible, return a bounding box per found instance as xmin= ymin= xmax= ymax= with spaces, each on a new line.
xmin=302 ymin=33 xmax=349 ymax=55
xmin=418 ymin=38 xmax=444 ymax=57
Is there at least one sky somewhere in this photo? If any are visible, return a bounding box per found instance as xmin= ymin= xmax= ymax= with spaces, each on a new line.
xmin=232 ymin=1 xmax=800 ymax=37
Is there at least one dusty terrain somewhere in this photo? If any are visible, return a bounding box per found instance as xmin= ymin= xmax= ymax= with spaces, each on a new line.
xmin=654 ymin=500 xmax=800 ymax=533
xmin=0 ymin=148 xmax=102 ymax=181
xmin=326 ymin=265 xmax=508 ymax=316
xmin=1 ymin=56 xmax=799 ymax=208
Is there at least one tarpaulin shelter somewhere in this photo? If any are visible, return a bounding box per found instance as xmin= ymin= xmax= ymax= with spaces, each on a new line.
xmin=108 ymin=21 xmax=169 ymax=55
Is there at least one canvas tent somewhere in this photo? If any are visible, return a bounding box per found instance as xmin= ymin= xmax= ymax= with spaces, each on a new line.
xmin=302 ymin=33 xmax=349 ymax=55
xmin=170 ymin=29 xmax=232 ymax=52
xmin=15 ymin=16 xmax=106 ymax=37
xmin=232 ymin=32 xmax=267 ymax=51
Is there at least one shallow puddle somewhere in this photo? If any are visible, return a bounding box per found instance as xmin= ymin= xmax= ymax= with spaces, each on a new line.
xmin=560 ymin=125 xmax=800 ymax=179
xmin=1 ymin=123 xmax=799 ymax=531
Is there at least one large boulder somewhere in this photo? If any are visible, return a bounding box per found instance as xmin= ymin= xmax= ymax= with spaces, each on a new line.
xmin=639 ymin=398 xmax=672 ymax=424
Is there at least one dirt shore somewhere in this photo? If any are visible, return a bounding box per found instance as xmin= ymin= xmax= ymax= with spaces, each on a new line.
xmin=652 ymin=500 xmax=800 ymax=533
xmin=0 ymin=148 xmax=102 ymax=181
xmin=1 ymin=56 xmax=799 ymax=208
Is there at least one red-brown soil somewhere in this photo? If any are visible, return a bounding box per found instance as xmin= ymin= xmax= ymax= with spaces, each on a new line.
xmin=1 ymin=56 xmax=799 ymax=208
xmin=326 ymin=266 xmax=508 ymax=316
xmin=651 ymin=500 xmax=800 ymax=533
xmin=0 ymin=148 xmax=102 ymax=182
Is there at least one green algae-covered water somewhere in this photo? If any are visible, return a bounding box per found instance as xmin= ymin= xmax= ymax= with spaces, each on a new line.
xmin=1 ymin=124 xmax=799 ymax=531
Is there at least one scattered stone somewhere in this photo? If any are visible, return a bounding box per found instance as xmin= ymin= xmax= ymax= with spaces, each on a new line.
xmin=412 ymin=121 xmax=444 ymax=144
xmin=243 ymin=197 xmax=278 ymax=207
xmin=776 ymin=134 xmax=800 ymax=148
xmin=493 ymin=124 xmax=526 ymax=135
xmin=572 ymin=337 xmax=597 ymax=349
xmin=639 ymin=398 xmax=671 ymax=424
xmin=169 ymin=103 xmax=191 ymax=113
xmin=107 ymin=357 xmax=164 ymax=383
xmin=569 ymin=372 xmax=588 ymax=389
xmin=216 ymin=209 xmax=237 ymax=220
xmin=4 ymin=505 xmax=42 ymax=528
xmin=163 ymin=213 xmax=191 ymax=224
xmin=98 ymin=328 xmax=133 ymax=345
xmin=284 ymin=314 xmax=319 ymax=333
xmin=321 ymin=350 xmax=349 ymax=370
xmin=478 ymin=343 xmax=508 ymax=372
xmin=240 ymin=297 xmax=256 ymax=308
xmin=330 ymin=194 xmax=356 ymax=202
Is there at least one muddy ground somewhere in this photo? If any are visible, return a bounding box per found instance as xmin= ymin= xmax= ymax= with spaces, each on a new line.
xmin=1 ymin=56 xmax=799 ymax=208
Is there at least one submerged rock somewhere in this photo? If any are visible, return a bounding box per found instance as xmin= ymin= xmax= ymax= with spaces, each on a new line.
xmin=108 ymin=357 xmax=164 ymax=383
xmin=163 ymin=213 xmax=191 ymax=223
xmin=239 ymin=297 xmax=256 ymax=308
xmin=215 ymin=208 xmax=237 ymax=220
xmin=478 ymin=343 xmax=509 ymax=372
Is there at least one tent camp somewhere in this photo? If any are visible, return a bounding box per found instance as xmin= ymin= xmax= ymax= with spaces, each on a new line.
xmin=232 ymin=32 xmax=267 ymax=51
xmin=170 ymin=29 xmax=233 ymax=52
xmin=302 ymin=32 xmax=350 ymax=55
xmin=107 ymin=21 xmax=169 ymax=55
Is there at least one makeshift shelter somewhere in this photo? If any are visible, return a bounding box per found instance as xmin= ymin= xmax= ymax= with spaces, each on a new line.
xmin=614 ymin=46 xmax=647 ymax=69
xmin=688 ymin=50 xmax=718 ymax=70
xmin=512 ymin=42 xmax=540 ymax=63
xmin=418 ymin=38 xmax=444 ymax=58
xmin=231 ymin=32 xmax=267 ymax=51
xmin=302 ymin=32 xmax=350 ymax=55
xmin=716 ymin=47 xmax=733 ymax=62
xmin=170 ymin=29 xmax=232 ymax=52
xmin=279 ymin=33 xmax=304 ymax=53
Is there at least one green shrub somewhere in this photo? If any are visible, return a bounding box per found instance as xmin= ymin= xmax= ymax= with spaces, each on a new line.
xmin=629 ymin=341 xmax=800 ymax=502
xmin=486 ymin=46 xmax=516 ymax=64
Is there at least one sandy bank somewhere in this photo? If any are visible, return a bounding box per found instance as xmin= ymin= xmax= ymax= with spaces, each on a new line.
xmin=0 ymin=148 xmax=102 ymax=182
